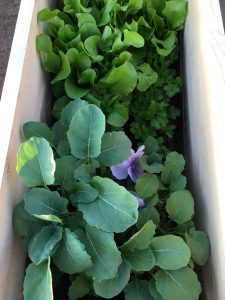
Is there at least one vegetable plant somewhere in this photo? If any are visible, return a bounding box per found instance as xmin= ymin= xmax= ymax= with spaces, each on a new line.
xmin=12 ymin=0 xmax=210 ymax=299
xmin=36 ymin=0 xmax=187 ymax=147
xmin=14 ymin=103 xmax=209 ymax=300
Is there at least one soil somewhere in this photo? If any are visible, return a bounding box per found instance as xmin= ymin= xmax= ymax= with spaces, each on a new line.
xmin=0 ymin=0 xmax=21 ymax=97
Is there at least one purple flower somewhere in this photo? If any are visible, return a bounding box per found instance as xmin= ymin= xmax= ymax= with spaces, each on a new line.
xmin=111 ymin=145 xmax=145 ymax=182
xmin=129 ymin=191 xmax=145 ymax=208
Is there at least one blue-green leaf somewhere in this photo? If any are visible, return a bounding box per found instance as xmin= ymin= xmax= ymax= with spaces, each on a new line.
xmin=70 ymin=182 xmax=98 ymax=204
xmin=24 ymin=188 xmax=68 ymax=222
xmin=23 ymin=122 xmax=55 ymax=144
xmin=166 ymin=190 xmax=194 ymax=224
xmin=54 ymin=156 xmax=80 ymax=191
xmin=67 ymin=105 xmax=105 ymax=159
xmin=16 ymin=137 xmax=55 ymax=187
xmin=78 ymin=176 xmax=138 ymax=233
xmin=23 ymin=259 xmax=53 ymax=300
xmin=185 ymin=228 xmax=210 ymax=266
xmin=77 ymin=225 xmax=122 ymax=281
xmin=151 ymin=235 xmax=191 ymax=270
xmin=28 ymin=225 xmax=62 ymax=265
xmin=53 ymin=228 xmax=93 ymax=274
xmin=60 ymin=99 xmax=88 ymax=128
xmin=93 ymin=261 xmax=131 ymax=298
xmin=98 ymin=131 xmax=131 ymax=167
xmin=68 ymin=276 xmax=90 ymax=300
xmin=155 ymin=267 xmax=201 ymax=300
xmin=124 ymin=279 xmax=152 ymax=300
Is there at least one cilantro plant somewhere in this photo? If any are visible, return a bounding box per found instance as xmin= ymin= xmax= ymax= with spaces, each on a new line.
xmin=129 ymin=47 xmax=182 ymax=144
xmin=14 ymin=102 xmax=209 ymax=300
xmin=36 ymin=0 xmax=187 ymax=146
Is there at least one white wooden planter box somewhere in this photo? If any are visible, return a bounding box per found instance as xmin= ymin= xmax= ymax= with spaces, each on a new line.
xmin=0 ymin=0 xmax=224 ymax=299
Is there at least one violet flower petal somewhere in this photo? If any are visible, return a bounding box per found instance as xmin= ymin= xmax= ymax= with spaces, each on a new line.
xmin=129 ymin=191 xmax=145 ymax=208
xmin=127 ymin=166 xmax=136 ymax=182
xmin=110 ymin=161 xmax=129 ymax=180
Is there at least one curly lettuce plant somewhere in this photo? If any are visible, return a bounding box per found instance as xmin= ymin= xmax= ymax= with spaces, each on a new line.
xmin=14 ymin=102 xmax=209 ymax=300
xmin=36 ymin=0 xmax=187 ymax=146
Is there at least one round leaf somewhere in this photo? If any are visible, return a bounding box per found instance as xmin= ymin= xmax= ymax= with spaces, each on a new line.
xmin=151 ymin=235 xmax=191 ymax=270
xmin=135 ymin=173 xmax=159 ymax=198
xmin=67 ymin=104 xmax=105 ymax=159
xmin=16 ymin=137 xmax=55 ymax=187
xmin=166 ymin=190 xmax=194 ymax=224
xmin=78 ymin=176 xmax=138 ymax=233
xmin=169 ymin=175 xmax=187 ymax=192
xmin=161 ymin=152 xmax=185 ymax=184
xmin=155 ymin=267 xmax=201 ymax=300
xmin=98 ymin=131 xmax=131 ymax=167
xmin=123 ymin=248 xmax=156 ymax=272
xmin=60 ymin=99 xmax=88 ymax=128
xmin=185 ymin=228 xmax=210 ymax=266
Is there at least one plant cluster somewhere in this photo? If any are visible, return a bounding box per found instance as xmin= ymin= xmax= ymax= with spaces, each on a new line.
xmin=14 ymin=102 xmax=209 ymax=300
xmin=13 ymin=0 xmax=210 ymax=299
xmin=36 ymin=0 xmax=186 ymax=146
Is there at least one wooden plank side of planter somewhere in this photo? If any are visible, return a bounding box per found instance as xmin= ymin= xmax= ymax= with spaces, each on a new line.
xmin=184 ymin=0 xmax=225 ymax=299
xmin=0 ymin=0 xmax=52 ymax=299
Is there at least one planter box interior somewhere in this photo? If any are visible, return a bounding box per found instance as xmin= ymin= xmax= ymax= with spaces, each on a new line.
xmin=0 ymin=0 xmax=225 ymax=299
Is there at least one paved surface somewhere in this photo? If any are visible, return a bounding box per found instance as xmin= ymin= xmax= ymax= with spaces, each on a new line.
xmin=220 ymin=0 xmax=225 ymax=28
xmin=0 ymin=0 xmax=21 ymax=97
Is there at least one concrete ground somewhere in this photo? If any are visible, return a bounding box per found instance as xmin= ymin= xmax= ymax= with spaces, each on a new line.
xmin=220 ymin=0 xmax=225 ymax=27
xmin=0 ymin=0 xmax=21 ymax=97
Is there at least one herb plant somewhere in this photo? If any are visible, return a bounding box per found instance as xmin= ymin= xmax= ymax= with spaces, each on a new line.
xmin=36 ymin=0 xmax=187 ymax=146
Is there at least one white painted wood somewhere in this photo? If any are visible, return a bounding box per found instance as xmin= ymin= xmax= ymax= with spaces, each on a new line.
xmin=184 ymin=0 xmax=225 ymax=299
xmin=0 ymin=0 xmax=51 ymax=299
